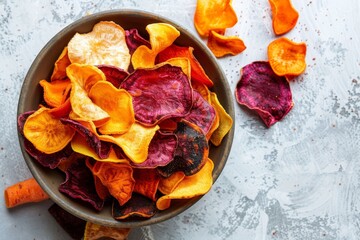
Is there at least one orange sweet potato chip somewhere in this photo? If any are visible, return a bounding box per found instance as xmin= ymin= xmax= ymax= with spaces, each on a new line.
xmin=268 ymin=37 xmax=307 ymax=77
xmin=91 ymin=161 xmax=135 ymax=206
xmin=89 ymin=81 xmax=135 ymax=135
xmin=209 ymin=92 xmax=233 ymax=146
xmin=85 ymin=159 xmax=110 ymax=201
xmin=269 ymin=0 xmax=299 ymax=35
xmin=131 ymin=23 xmax=180 ymax=69
xmin=133 ymin=168 xmax=160 ymax=201
xmin=194 ymin=0 xmax=238 ymax=37
xmin=84 ymin=222 xmax=130 ymax=240
xmin=157 ymin=44 xmax=214 ymax=87
xmin=66 ymin=63 xmax=110 ymax=125
xmin=207 ymin=30 xmax=246 ymax=58
xmin=51 ymin=46 xmax=71 ymax=81
xmin=23 ymin=107 xmax=75 ymax=154
xmin=165 ymin=57 xmax=191 ymax=79
xmin=39 ymin=79 xmax=71 ymax=108
xmin=49 ymin=98 xmax=72 ymax=118
xmin=156 ymin=158 xmax=214 ymax=210
xmin=158 ymin=171 xmax=186 ymax=195
xmin=67 ymin=21 xmax=131 ymax=71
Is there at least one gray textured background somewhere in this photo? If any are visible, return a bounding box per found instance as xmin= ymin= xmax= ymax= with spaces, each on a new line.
xmin=1 ymin=0 xmax=359 ymax=239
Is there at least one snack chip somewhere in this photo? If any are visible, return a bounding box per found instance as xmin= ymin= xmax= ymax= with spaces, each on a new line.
xmin=268 ymin=37 xmax=307 ymax=77
xmin=125 ymin=28 xmax=151 ymax=55
xmin=194 ymin=0 xmax=238 ymax=37
xmin=207 ymin=30 xmax=246 ymax=57
xmin=269 ymin=0 xmax=299 ymax=35
xmin=97 ymin=65 xmax=129 ymax=88
xmin=158 ymin=171 xmax=186 ymax=195
xmin=156 ymin=158 xmax=214 ymax=210
xmin=39 ymin=79 xmax=71 ymax=108
xmin=68 ymin=21 xmax=131 ymax=71
xmin=235 ymin=61 xmax=293 ymax=127
xmin=83 ymin=221 xmax=130 ymax=240
xmin=50 ymin=47 xmax=71 ymax=81
xmin=133 ymin=168 xmax=161 ymax=201
xmin=120 ymin=64 xmax=193 ymax=126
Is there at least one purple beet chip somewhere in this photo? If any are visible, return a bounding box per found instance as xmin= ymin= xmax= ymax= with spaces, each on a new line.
xmin=59 ymin=158 xmax=104 ymax=211
xmin=48 ymin=203 xmax=86 ymax=240
xmin=235 ymin=61 xmax=293 ymax=127
xmin=125 ymin=28 xmax=151 ymax=55
xmin=61 ymin=118 xmax=111 ymax=159
xmin=97 ymin=64 xmax=129 ymax=88
xmin=132 ymin=131 xmax=177 ymax=168
xmin=184 ymin=91 xmax=216 ymax=135
xmin=120 ymin=64 xmax=193 ymax=125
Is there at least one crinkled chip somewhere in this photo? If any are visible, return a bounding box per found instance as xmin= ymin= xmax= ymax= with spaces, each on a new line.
xmin=48 ymin=203 xmax=86 ymax=240
xmin=133 ymin=168 xmax=160 ymax=201
xmin=192 ymin=81 xmax=211 ymax=102
xmin=49 ymin=98 xmax=72 ymax=118
xmin=23 ymin=107 xmax=75 ymax=154
xmin=91 ymin=161 xmax=135 ymax=206
xmin=97 ymin=64 xmax=129 ymax=88
xmin=158 ymin=171 xmax=186 ymax=195
xmin=158 ymin=120 xmax=209 ymax=177
xmin=84 ymin=221 xmax=130 ymax=240
xmin=268 ymin=37 xmax=307 ymax=77
xmin=156 ymin=158 xmax=214 ymax=210
xmin=184 ymin=91 xmax=216 ymax=135
xmin=120 ymin=64 xmax=193 ymax=126
xmin=89 ymin=81 xmax=135 ymax=135
xmin=66 ymin=63 xmax=110 ymax=125
xmin=131 ymin=23 xmax=180 ymax=69
xmin=51 ymin=46 xmax=71 ymax=81
xmin=157 ymin=44 xmax=214 ymax=87
xmin=40 ymin=79 xmax=71 ymax=108
xmin=67 ymin=21 xmax=131 ymax=71
xmin=235 ymin=61 xmax=293 ymax=127
xmin=209 ymin=92 xmax=233 ymax=146
xmin=165 ymin=57 xmax=191 ymax=79
xmin=125 ymin=28 xmax=151 ymax=55
xmin=85 ymin=159 xmax=111 ymax=201
xmin=59 ymin=158 xmax=105 ymax=211
xmin=132 ymin=131 xmax=177 ymax=168
xmin=61 ymin=118 xmax=111 ymax=159
xmin=207 ymin=30 xmax=246 ymax=58
xmin=269 ymin=0 xmax=299 ymax=35
xmin=194 ymin=0 xmax=238 ymax=37
xmin=112 ymin=193 xmax=157 ymax=220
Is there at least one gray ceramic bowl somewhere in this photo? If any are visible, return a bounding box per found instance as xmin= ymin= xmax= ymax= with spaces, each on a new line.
xmin=17 ymin=9 xmax=234 ymax=228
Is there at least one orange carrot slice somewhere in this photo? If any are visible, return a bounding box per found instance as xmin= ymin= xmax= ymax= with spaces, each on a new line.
xmin=269 ymin=0 xmax=299 ymax=35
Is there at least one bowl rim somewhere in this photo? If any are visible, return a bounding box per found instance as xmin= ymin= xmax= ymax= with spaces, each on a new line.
xmin=17 ymin=9 xmax=235 ymax=228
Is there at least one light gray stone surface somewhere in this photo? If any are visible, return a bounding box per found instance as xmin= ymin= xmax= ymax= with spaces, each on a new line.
xmin=1 ymin=0 xmax=359 ymax=239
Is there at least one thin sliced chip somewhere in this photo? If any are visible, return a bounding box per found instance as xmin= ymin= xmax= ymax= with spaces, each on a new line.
xmin=59 ymin=158 xmax=105 ymax=211
xmin=84 ymin=221 xmax=130 ymax=240
xmin=89 ymin=81 xmax=134 ymax=135
xmin=120 ymin=64 xmax=193 ymax=126
xmin=113 ymin=193 xmax=157 ymax=220
xmin=49 ymin=98 xmax=72 ymax=118
xmin=268 ymin=37 xmax=307 ymax=77
xmin=184 ymin=91 xmax=216 ymax=135
xmin=192 ymin=81 xmax=211 ymax=102
xmin=165 ymin=57 xmax=191 ymax=79
xmin=269 ymin=0 xmax=299 ymax=35
xmin=67 ymin=63 xmax=110 ymax=125
xmin=157 ymin=158 xmax=214 ymax=210
xmin=48 ymin=203 xmax=86 ymax=240
xmin=99 ymin=123 xmax=160 ymax=164
xmin=132 ymin=131 xmax=177 ymax=168
xmin=131 ymin=23 xmax=180 ymax=69
xmin=158 ymin=118 xmax=179 ymax=132
xmin=194 ymin=0 xmax=238 ymax=37
xmin=207 ymin=30 xmax=246 ymax=58
xmin=209 ymin=92 xmax=233 ymax=145
xmin=39 ymin=79 xmax=71 ymax=108
xmin=157 ymin=44 xmax=214 ymax=87
xmin=23 ymin=107 xmax=75 ymax=154
xmin=91 ymin=161 xmax=135 ymax=206
xmin=158 ymin=120 xmax=209 ymax=177
xmin=51 ymin=47 xmax=71 ymax=81
xmin=133 ymin=168 xmax=160 ymax=201
xmin=85 ymin=159 xmax=111 ymax=200
xmin=158 ymin=171 xmax=186 ymax=195
xmin=68 ymin=21 xmax=131 ymax=70
xmin=125 ymin=28 xmax=151 ymax=55
xmin=235 ymin=61 xmax=293 ymax=127
xmin=97 ymin=64 xmax=129 ymax=88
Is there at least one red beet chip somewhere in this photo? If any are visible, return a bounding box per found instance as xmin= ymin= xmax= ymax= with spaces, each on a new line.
xmin=97 ymin=64 xmax=129 ymax=88
xmin=125 ymin=28 xmax=151 ymax=55
xmin=120 ymin=64 xmax=193 ymax=126
xmin=235 ymin=61 xmax=293 ymax=127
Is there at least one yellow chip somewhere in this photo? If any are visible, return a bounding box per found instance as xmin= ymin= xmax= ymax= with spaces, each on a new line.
xmin=68 ymin=21 xmax=131 ymax=71
xmin=165 ymin=57 xmax=191 ymax=79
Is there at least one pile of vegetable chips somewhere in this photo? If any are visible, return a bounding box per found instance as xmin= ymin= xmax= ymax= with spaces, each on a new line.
xmin=18 ymin=21 xmax=233 ymax=220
